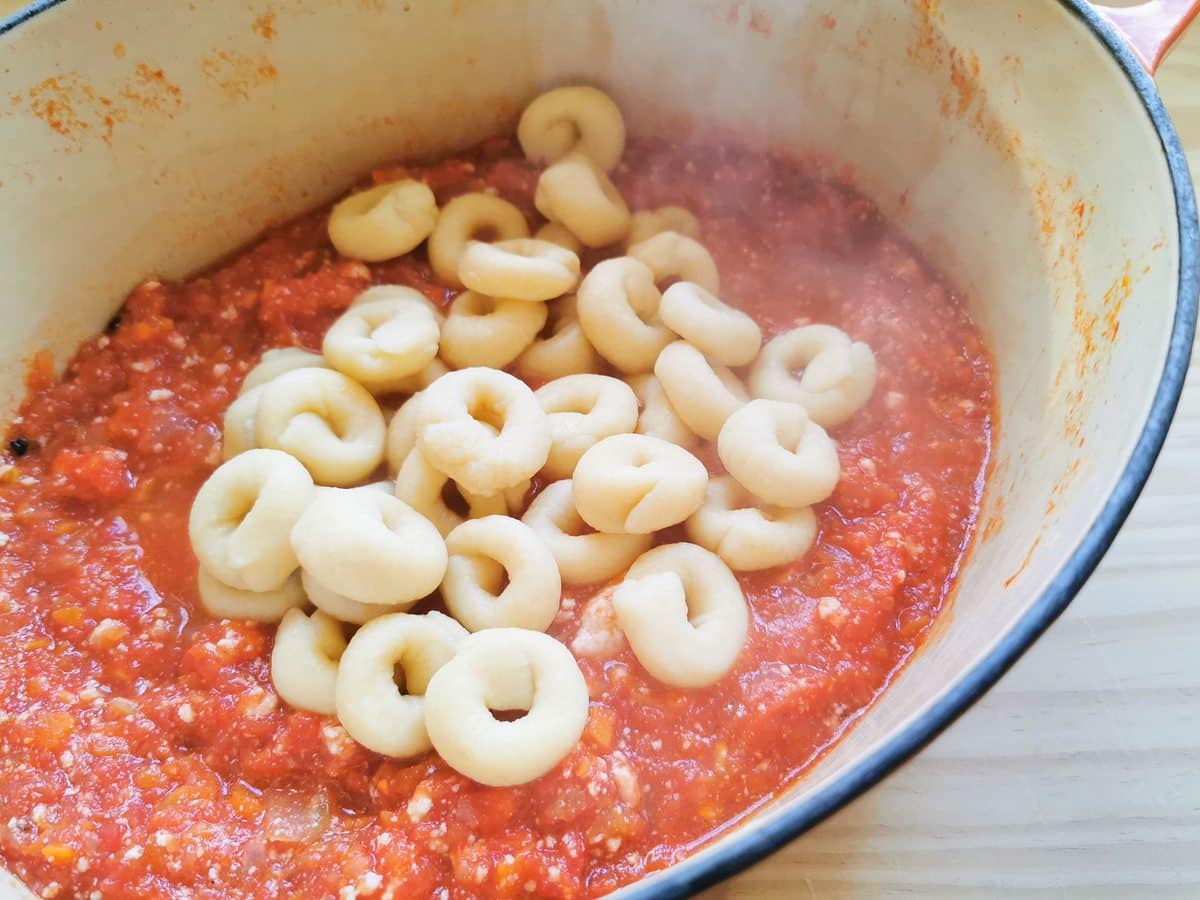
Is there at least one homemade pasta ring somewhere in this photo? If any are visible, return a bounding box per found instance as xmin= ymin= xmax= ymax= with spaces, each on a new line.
xmin=534 ymin=152 xmax=631 ymax=247
xmin=717 ymin=399 xmax=841 ymax=508
xmin=222 ymin=384 xmax=266 ymax=460
xmin=393 ymin=448 xmax=507 ymax=537
xmin=535 ymin=221 xmax=583 ymax=254
xmin=458 ymin=238 xmax=581 ymax=303
xmin=189 ymin=448 xmax=314 ymax=592
xmin=575 ymin=257 xmax=673 ymax=374
xmin=423 ymin=628 xmax=589 ymax=786
xmin=441 ymin=515 xmax=562 ymax=632
xmin=439 ymin=291 xmax=548 ymax=370
xmin=515 ymin=295 xmax=600 ymax=381
xmin=522 ymin=479 xmax=651 ymax=584
xmin=416 ymin=367 xmax=551 ymax=495
xmin=291 ymin=487 xmax=447 ymax=607
xmin=271 ymin=608 xmax=346 ymax=716
xmin=302 ymin=570 xmax=411 ymax=625
xmin=612 ymin=542 xmax=749 ymax=688
xmin=428 ymin=193 xmax=530 ymax=288
xmin=517 ymin=84 xmax=625 ymax=171
xmin=239 ymin=348 xmax=329 ymax=395
xmin=627 ymin=231 xmax=720 ymax=294
xmin=625 ymin=205 xmax=700 ymax=247
xmin=535 ymin=374 xmax=640 ymax=479
xmin=335 ymin=611 xmax=468 ymax=758
xmin=685 ymin=476 xmax=818 ymax=571
xmin=658 ymin=281 xmax=761 ymax=366
xmin=654 ymin=340 xmax=748 ymax=441
xmin=196 ymin=568 xmax=305 ymax=623
xmin=572 ymin=433 xmax=708 ymax=534
xmin=322 ymin=290 xmax=441 ymax=392
xmin=327 ymin=179 xmax=439 ymax=262
xmin=385 ymin=392 xmax=425 ymax=474
xmin=388 ymin=358 xmax=449 ymax=396
xmin=625 ymin=374 xmax=693 ymax=447
xmin=255 ymin=368 xmax=386 ymax=486
xmin=749 ymin=324 xmax=878 ymax=427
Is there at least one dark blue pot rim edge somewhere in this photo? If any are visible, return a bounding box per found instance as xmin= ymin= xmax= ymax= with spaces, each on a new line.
xmin=2 ymin=0 xmax=1197 ymax=897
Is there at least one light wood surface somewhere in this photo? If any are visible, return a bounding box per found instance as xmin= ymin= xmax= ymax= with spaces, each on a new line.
xmin=703 ymin=25 xmax=1200 ymax=900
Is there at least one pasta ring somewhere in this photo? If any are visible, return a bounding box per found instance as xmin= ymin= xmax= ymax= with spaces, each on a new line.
xmin=393 ymin=448 xmax=507 ymax=537
xmin=255 ymin=368 xmax=386 ymax=486
xmin=717 ymin=399 xmax=840 ymax=508
xmin=239 ymin=348 xmax=328 ymax=395
xmin=685 ymin=476 xmax=818 ymax=571
xmin=335 ymin=611 xmax=468 ymax=758
xmin=535 ymin=374 xmax=640 ymax=479
xmin=322 ymin=289 xmax=441 ymax=392
xmin=654 ymin=340 xmax=748 ymax=441
xmin=575 ymin=257 xmax=673 ymax=373
xmin=749 ymin=324 xmax=878 ymax=427
xmin=522 ymin=480 xmax=651 ymax=584
xmin=271 ymin=608 xmax=346 ymax=715
xmin=439 ymin=290 xmax=548 ymax=370
xmin=534 ymin=152 xmax=630 ymax=248
xmin=291 ymin=487 xmax=447 ymax=607
xmin=441 ymin=515 xmax=561 ymax=632
xmin=612 ymin=542 xmax=749 ymax=688
xmin=458 ymin=238 xmax=581 ymax=303
xmin=625 ymin=206 xmax=700 ymax=247
xmin=302 ymin=570 xmax=411 ymax=625
xmin=416 ymin=368 xmax=551 ymax=495
xmin=189 ymin=448 xmax=314 ymax=592
xmin=327 ymin=180 xmax=439 ymax=262
xmin=535 ymin=221 xmax=583 ymax=254
xmin=572 ymin=433 xmax=708 ymax=534
xmin=385 ymin=392 xmax=425 ymax=474
xmin=627 ymin=231 xmax=720 ymax=294
xmin=196 ymin=568 xmax=305 ymax=622
xmin=659 ymin=282 xmax=761 ymax=366
xmin=517 ymin=84 xmax=625 ymax=172
xmin=388 ymin=358 xmax=449 ymax=396
xmin=625 ymin=374 xmax=693 ymax=448
xmin=515 ymin=295 xmax=600 ymax=382
xmin=428 ymin=193 xmax=529 ymax=289
xmin=423 ymin=628 xmax=589 ymax=786
xmin=222 ymin=384 xmax=265 ymax=460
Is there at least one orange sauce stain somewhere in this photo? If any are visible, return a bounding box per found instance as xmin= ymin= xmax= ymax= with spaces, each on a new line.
xmin=199 ymin=51 xmax=278 ymax=102
xmin=748 ymin=7 xmax=772 ymax=35
xmin=112 ymin=43 xmax=126 ymax=59
xmin=819 ymin=12 xmax=836 ymax=30
xmin=1101 ymin=259 xmax=1133 ymax=343
xmin=1004 ymin=535 xmax=1041 ymax=588
xmin=252 ymin=10 xmax=277 ymax=40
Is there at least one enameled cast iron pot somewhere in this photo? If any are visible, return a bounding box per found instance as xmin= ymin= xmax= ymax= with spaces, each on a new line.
xmin=0 ymin=0 xmax=1196 ymax=896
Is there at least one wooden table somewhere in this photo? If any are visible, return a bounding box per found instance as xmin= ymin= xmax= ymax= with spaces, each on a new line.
xmin=704 ymin=26 xmax=1200 ymax=900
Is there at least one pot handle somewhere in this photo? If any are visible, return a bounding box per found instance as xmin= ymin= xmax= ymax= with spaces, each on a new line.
xmin=1091 ymin=0 xmax=1200 ymax=73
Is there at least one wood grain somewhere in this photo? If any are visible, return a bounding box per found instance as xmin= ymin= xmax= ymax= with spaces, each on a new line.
xmin=703 ymin=24 xmax=1200 ymax=900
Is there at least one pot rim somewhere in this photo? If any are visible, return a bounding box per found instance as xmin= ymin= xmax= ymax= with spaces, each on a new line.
xmin=1 ymin=1 xmax=1196 ymax=897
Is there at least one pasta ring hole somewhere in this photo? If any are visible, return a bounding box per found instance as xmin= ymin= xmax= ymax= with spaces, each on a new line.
xmin=468 ymin=395 xmax=508 ymax=433
xmin=392 ymin=662 xmax=408 ymax=692
xmin=490 ymin=707 xmax=530 ymax=723
xmin=439 ymin=479 xmax=473 ymax=518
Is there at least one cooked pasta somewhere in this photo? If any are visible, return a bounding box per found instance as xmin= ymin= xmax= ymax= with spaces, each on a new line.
xmin=534 ymin=152 xmax=630 ymax=247
xmin=393 ymin=448 xmax=507 ymax=537
xmin=624 ymin=374 xmax=693 ymax=447
xmin=515 ymin=295 xmax=600 ymax=381
xmin=535 ymin=374 xmax=640 ymax=479
xmin=517 ymin=84 xmax=625 ymax=171
xmin=685 ymin=476 xmax=818 ymax=571
xmin=270 ymin=609 xmax=346 ymax=716
xmin=626 ymin=230 xmax=719 ymax=294
xmin=575 ymin=257 xmax=673 ymax=373
xmin=428 ymin=193 xmax=530 ymax=288
xmin=327 ymin=180 xmax=439 ymax=262
xmin=658 ymin=281 xmax=761 ymax=366
xmin=653 ymin=340 xmax=748 ymax=441
xmin=439 ymin=291 xmax=548 ymax=370
xmin=749 ymin=324 xmax=877 ymax=427
xmin=458 ymin=238 xmax=580 ymax=303
xmin=322 ymin=288 xmax=441 ymax=392
xmin=196 ymin=568 xmax=305 ymax=623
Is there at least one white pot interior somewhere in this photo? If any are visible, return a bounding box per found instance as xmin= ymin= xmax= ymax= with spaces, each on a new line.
xmin=0 ymin=0 xmax=1182 ymax=894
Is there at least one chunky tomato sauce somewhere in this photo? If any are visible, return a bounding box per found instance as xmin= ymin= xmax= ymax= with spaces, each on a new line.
xmin=0 ymin=137 xmax=991 ymax=899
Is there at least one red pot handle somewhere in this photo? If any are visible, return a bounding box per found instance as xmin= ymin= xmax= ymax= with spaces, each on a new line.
xmin=1092 ymin=0 xmax=1200 ymax=73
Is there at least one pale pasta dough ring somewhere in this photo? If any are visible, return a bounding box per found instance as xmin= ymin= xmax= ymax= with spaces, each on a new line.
xmin=749 ymin=324 xmax=878 ymax=428
xmin=515 ymin=295 xmax=600 ymax=381
xmin=575 ymin=257 xmax=673 ymax=374
xmin=255 ymin=368 xmax=386 ymax=486
xmin=522 ymin=480 xmax=651 ymax=584
xmin=388 ymin=358 xmax=449 ymax=396
xmin=625 ymin=206 xmax=700 ymax=247
xmin=291 ymin=487 xmax=447 ymax=607
xmin=612 ymin=542 xmax=749 ymax=688
xmin=441 ymin=515 xmax=562 ymax=632
xmin=572 ymin=433 xmax=708 ymax=534
xmin=335 ymin=611 xmax=468 ymax=758
xmin=197 ymin=567 xmax=306 ymax=622
xmin=423 ymin=628 xmax=589 ymax=786
xmin=271 ymin=608 xmax=347 ymax=716
xmin=535 ymin=221 xmax=583 ymax=254
xmin=517 ymin=85 xmax=625 ymax=171
xmin=416 ymin=367 xmax=551 ymax=495
xmin=327 ymin=180 xmax=439 ymax=262
xmin=439 ymin=291 xmax=548 ymax=370
xmin=239 ymin=348 xmax=329 ymax=395
xmin=385 ymin=392 xmax=425 ymax=475
xmin=717 ymin=399 xmax=841 ymax=508
xmin=322 ymin=292 xmax=441 ymax=392
xmin=625 ymin=374 xmax=693 ymax=448
xmin=428 ymin=193 xmax=530 ymax=288
xmin=535 ymin=374 xmax=640 ymax=479
xmin=627 ymin=231 xmax=720 ymax=294
xmin=685 ymin=476 xmax=818 ymax=571
xmin=658 ymin=282 xmax=762 ymax=366
xmin=458 ymin=238 xmax=581 ymax=303
xmin=534 ymin=152 xmax=631 ymax=248
xmin=654 ymin=340 xmax=748 ymax=441
xmin=189 ymin=448 xmax=314 ymax=592
xmin=222 ymin=384 xmax=265 ymax=460
xmin=302 ymin=570 xmax=412 ymax=625
xmin=393 ymin=448 xmax=507 ymax=537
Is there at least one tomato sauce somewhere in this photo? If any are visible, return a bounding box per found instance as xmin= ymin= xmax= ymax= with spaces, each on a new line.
xmin=0 ymin=136 xmax=992 ymax=899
